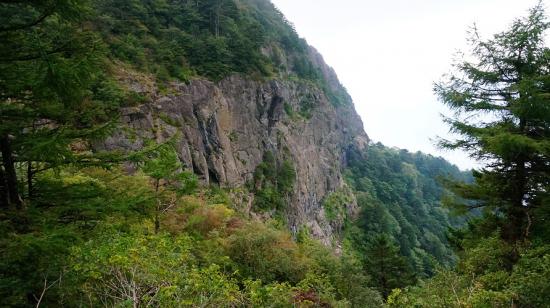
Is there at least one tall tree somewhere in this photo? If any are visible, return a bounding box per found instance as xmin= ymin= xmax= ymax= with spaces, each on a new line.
xmin=365 ymin=234 xmax=415 ymax=299
xmin=0 ymin=0 xmax=120 ymax=206
xmin=436 ymin=4 xmax=550 ymax=244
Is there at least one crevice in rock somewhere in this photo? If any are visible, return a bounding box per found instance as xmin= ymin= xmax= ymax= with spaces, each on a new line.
xmin=267 ymin=95 xmax=283 ymax=132
xmin=206 ymin=115 xmax=221 ymax=151
xmin=208 ymin=168 xmax=220 ymax=185
xmin=190 ymin=152 xmax=203 ymax=177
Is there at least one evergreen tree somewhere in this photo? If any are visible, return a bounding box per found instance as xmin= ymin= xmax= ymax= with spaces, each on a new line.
xmin=365 ymin=234 xmax=415 ymax=299
xmin=0 ymin=0 xmax=121 ymax=206
xmin=390 ymin=5 xmax=550 ymax=306
xmin=436 ymin=4 xmax=550 ymax=244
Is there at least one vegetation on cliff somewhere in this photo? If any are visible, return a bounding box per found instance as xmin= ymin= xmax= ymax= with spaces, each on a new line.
xmin=93 ymin=0 xmax=351 ymax=105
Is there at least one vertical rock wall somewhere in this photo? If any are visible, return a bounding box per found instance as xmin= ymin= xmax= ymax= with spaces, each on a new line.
xmin=101 ymin=49 xmax=369 ymax=246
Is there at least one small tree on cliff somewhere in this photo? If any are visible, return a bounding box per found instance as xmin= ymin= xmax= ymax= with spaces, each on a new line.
xmin=436 ymin=4 xmax=550 ymax=244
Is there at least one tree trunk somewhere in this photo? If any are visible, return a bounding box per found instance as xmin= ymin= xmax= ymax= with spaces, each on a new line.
xmin=0 ymin=135 xmax=22 ymax=208
xmin=380 ymin=256 xmax=388 ymax=298
xmin=0 ymin=165 xmax=8 ymax=207
xmin=503 ymin=116 xmax=529 ymax=245
xmin=214 ymin=0 xmax=221 ymax=37
xmin=27 ymin=161 xmax=33 ymax=199
xmin=155 ymin=210 xmax=160 ymax=234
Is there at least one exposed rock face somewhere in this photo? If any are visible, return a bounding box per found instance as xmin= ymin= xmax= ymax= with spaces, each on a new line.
xmin=101 ymin=49 xmax=369 ymax=246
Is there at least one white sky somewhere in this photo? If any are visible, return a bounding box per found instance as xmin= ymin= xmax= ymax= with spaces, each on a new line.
xmin=271 ymin=0 xmax=548 ymax=170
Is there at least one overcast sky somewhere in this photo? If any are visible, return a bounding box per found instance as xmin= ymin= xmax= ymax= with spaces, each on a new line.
xmin=271 ymin=0 xmax=548 ymax=170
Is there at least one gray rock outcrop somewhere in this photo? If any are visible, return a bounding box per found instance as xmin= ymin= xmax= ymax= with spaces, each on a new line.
xmin=100 ymin=49 xmax=369 ymax=246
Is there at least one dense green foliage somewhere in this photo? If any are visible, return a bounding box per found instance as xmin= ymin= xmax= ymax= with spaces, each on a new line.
xmin=435 ymin=2 xmax=550 ymax=246
xmin=0 ymin=165 xmax=385 ymax=307
xmin=0 ymin=0 xmax=123 ymax=208
xmin=323 ymin=187 xmax=355 ymax=223
xmin=251 ymin=151 xmax=296 ymax=211
xmin=388 ymin=231 xmax=550 ymax=307
xmin=390 ymin=4 xmax=550 ymax=307
xmin=91 ymin=0 xmax=351 ymax=106
xmin=94 ymin=0 xmax=270 ymax=81
xmin=345 ymin=143 xmax=472 ymax=278
xmin=364 ymin=234 xmax=416 ymax=298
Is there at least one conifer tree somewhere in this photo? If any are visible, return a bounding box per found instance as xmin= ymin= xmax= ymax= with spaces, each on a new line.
xmin=0 ymin=0 xmax=120 ymax=206
xmin=436 ymin=4 xmax=550 ymax=244
xmin=365 ymin=234 xmax=415 ymax=299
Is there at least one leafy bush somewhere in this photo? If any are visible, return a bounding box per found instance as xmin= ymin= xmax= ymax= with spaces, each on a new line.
xmin=0 ymin=161 xmax=383 ymax=307
xmin=322 ymin=187 xmax=354 ymax=223
xmin=68 ymin=232 xmax=243 ymax=307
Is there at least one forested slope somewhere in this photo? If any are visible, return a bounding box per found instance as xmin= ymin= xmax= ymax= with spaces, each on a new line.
xmin=346 ymin=143 xmax=472 ymax=274
xmin=343 ymin=143 xmax=472 ymax=297
xmin=92 ymin=0 xmax=349 ymax=104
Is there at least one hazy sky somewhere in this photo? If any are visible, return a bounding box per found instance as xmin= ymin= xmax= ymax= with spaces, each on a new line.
xmin=271 ymin=0 xmax=548 ymax=170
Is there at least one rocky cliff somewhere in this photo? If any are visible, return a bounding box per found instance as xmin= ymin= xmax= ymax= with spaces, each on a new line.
xmin=100 ymin=46 xmax=369 ymax=245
